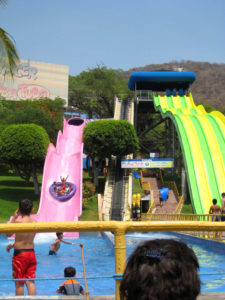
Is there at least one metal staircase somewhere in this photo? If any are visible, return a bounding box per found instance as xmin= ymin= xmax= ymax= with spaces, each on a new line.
xmin=101 ymin=97 xmax=134 ymax=221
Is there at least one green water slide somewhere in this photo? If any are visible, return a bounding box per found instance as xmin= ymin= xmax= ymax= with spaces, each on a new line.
xmin=153 ymin=94 xmax=225 ymax=214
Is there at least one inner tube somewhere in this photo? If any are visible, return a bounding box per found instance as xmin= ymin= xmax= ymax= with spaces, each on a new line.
xmin=49 ymin=182 xmax=76 ymax=201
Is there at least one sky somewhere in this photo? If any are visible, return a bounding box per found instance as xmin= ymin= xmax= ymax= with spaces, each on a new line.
xmin=1 ymin=0 xmax=225 ymax=76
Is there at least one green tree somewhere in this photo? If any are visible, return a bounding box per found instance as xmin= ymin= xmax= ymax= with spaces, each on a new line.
xmin=69 ymin=66 xmax=130 ymax=118
xmin=0 ymin=98 xmax=64 ymax=142
xmin=83 ymin=120 xmax=139 ymax=185
xmin=0 ymin=124 xmax=50 ymax=194
xmin=196 ymin=102 xmax=215 ymax=113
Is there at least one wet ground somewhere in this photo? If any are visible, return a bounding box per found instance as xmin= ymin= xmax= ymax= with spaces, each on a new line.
xmin=1 ymin=293 xmax=225 ymax=299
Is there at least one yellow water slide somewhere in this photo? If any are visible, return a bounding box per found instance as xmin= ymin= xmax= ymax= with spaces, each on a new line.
xmin=154 ymin=94 xmax=225 ymax=214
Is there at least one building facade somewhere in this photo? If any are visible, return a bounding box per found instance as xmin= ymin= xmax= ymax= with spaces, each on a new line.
xmin=0 ymin=59 xmax=69 ymax=105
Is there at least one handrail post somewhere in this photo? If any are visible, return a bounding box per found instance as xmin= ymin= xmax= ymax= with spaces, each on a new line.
xmin=114 ymin=226 xmax=126 ymax=300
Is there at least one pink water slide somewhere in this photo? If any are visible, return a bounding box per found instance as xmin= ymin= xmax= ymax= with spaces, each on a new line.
xmin=33 ymin=118 xmax=85 ymax=236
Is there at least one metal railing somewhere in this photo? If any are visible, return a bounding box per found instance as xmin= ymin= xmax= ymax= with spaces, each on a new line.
xmin=1 ymin=220 xmax=225 ymax=299
xmin=139 ymin=171 xmax=156 ymax=214
xmin=140 ymin=170 xmax=182 ymax=215
xmin=159 ymin=170 xmax=184 ymax=213
xmin=135 ymin=90 xmax=153 ymax=100
xmin=141 ymin=214 xmax=225 ymax=240
xmin=173 ymin=194 xmax=184 ymax=214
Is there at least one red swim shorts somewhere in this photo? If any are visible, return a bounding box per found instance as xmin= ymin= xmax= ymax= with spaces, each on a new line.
xmin=12 ymin=250 xmax=37 ymax=284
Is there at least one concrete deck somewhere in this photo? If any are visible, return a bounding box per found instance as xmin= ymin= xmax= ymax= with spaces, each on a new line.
xmin=1 ymin=293 xmax=225 ymax=299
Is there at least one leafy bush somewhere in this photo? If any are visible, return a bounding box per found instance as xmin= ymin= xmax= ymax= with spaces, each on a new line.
xmin=0 ymin=124 xmax=49 ymax=192
xmin=83 ymin=119 xmax=139 ymax=158
xmin=82 ymin=181 xmax=96 ymax=207
xmin=0 ymin=98 xmax=64 ymax=142
xmin=0 ymin=124 xmax=49 ymax=163
xmin=0 ymin=125 xmax=7 ymax=136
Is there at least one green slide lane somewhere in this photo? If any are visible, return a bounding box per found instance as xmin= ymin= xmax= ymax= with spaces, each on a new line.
xmin=188 ymin=95 xmax=225 ymax=206
xmin=153 ymin=94 xmax=225 ymax=213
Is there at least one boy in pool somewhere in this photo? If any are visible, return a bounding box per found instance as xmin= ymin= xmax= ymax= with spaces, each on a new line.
xmin=49 ymin=232 xmax=76 ymax=255
xmin=56 ymin=266 xmax=87 ymax=295
xmin=6 ymin=198 xmax=37 ymax=296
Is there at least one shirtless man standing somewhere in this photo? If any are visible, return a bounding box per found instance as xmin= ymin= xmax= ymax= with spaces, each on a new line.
xmin=209 ymin=198 xmax=221 ymax=221
xmin=221 ymin=193 xmax=225 ymax=213
xmin=6 ymin=199 xmax=37 ymax=295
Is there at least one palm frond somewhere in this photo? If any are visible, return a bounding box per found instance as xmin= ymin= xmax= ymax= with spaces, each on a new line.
xmin=0 ymin=0 xmax=8 ymax=7
xmin=0 ymin=27 xmax=19 ymax=78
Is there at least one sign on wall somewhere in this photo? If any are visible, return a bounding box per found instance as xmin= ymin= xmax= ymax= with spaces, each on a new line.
xmin=121 ymin=158 xmax=174 ymax=169
xmin=0 ymin=59 xmax=69 ymax=104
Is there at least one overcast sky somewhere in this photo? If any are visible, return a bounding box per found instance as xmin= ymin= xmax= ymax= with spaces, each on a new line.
xmin=1 ymin=0 xmax=224 ymax=75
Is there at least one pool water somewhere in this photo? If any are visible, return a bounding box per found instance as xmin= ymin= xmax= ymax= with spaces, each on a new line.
xmin=126 ymin=232 xmax=225 ymax=293
xmin=0 ymin=232 xmax=115 ymax=296
xmin=1 ymin=231 xmax=225 ymax=295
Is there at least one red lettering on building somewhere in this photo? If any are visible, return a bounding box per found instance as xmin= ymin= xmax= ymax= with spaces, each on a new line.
xmin=18 ymin=84 xmax=50 ymax=99
xmin=0 ymin=82 xmax=51 ymax=100
xmin=0 ymin=83 xmax=17 ymax=99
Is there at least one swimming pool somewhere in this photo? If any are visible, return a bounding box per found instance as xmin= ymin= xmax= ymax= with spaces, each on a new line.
xmin=0 ymin=231 xmax=225 ymax=296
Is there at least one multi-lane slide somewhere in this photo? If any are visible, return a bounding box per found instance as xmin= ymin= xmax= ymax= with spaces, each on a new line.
xmin=154 ymin=94 xmax=225 ymax=214
xmin=32 ymin=117 xmax=85 ymax=237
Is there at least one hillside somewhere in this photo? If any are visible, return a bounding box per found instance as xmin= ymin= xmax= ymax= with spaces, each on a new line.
xmin=123 ymin=61 xmax=225 ymax=109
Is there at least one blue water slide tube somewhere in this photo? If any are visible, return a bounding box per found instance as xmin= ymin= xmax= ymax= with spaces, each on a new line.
xmin=128 ymin=71 xmax=196 ymax=91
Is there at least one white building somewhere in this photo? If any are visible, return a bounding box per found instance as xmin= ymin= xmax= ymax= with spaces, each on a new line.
xmin=0 ymin=59 xmax=69 ymax=105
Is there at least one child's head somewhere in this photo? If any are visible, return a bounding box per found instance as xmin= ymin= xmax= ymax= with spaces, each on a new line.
xmin=222 ymin=193 xmax=225 ymax=198
xmin=213 ymin=198 xmax=217 ymax=205
xmin=56 ymin=232 xmax=63 ymax=239
xmin=64 ymin=266 xmax=76 ymax=278
xmin=120 ymin=239 xmax=200 ymax=300
xmin=19 ymin=199 xmax=33 ymax=216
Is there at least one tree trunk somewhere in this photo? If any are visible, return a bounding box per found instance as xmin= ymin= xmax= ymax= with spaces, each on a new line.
xmin=14 ymin=164 xmax=31 ymax=184
xmin=88 ymin=158 xmax=93 ymax=177
xmin=92 ymin=158 xmax=99 ymax=187
xmin=32 ymin=163 xmax=40 ymax=195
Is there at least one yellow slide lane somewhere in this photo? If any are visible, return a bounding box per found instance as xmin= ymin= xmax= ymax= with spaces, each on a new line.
xmin=166 ymin=95 xmax=224 ymax=210
xmin=179 ymin=114 xmax=211 ymax=212
xmin=194 ymin=114 xmax=225 ymax=211
xmin=154 ymin=94 xmax=225 ymax=213
xmin=156 ymin=95 xmax=211 ymax=212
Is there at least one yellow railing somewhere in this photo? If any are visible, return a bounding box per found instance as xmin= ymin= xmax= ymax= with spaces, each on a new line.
xmin=159 ymin=169 xmax=164 ymax=185
xmin=148 ymin=189 xmax=156 ymax=213
xmin=140 ymin=170 xmax=151 ymax=191
xmin=173 ymin=194 xmax=184 ymax=214
xmin=141 ymin=213 xmax=224 ymax=240
xmin=140 ymin=170 xmax=183 ymax=216
xmin=139 ymin=190 xmax=156 ymax=218
xmin=139 ymin=171 xmax=156 ymax=215
xmin=159 ymin=170 xmax=184 ymax=213
xmin=141 ymin=181 xmax=151 ymax=191
xmin=1 ymin=220 xmax=225 ymax=299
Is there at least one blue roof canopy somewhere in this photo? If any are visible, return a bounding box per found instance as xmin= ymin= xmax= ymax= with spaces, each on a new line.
xmin=128 ymin=71 xmax=196 ymax=91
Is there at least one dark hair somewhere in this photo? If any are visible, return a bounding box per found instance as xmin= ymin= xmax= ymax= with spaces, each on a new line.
xmin=120 ymin=239 xmax=200 ymax=300
xmin=222 ymin=193 xmax=225 ymax=197
xmin=212 ymin=198 xmax=217 ymax=205
xmin=56 ymin=232 xmax=63 ymax=238
xmin=19 ymin=199 xmax=33 ymax=215
xmin=64 ymin=266 xmax=76 ymax=277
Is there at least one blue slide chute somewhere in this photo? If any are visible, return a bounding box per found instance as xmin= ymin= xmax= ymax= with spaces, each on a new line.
xmin=128 ymin=71 xmax=196 ymax=91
